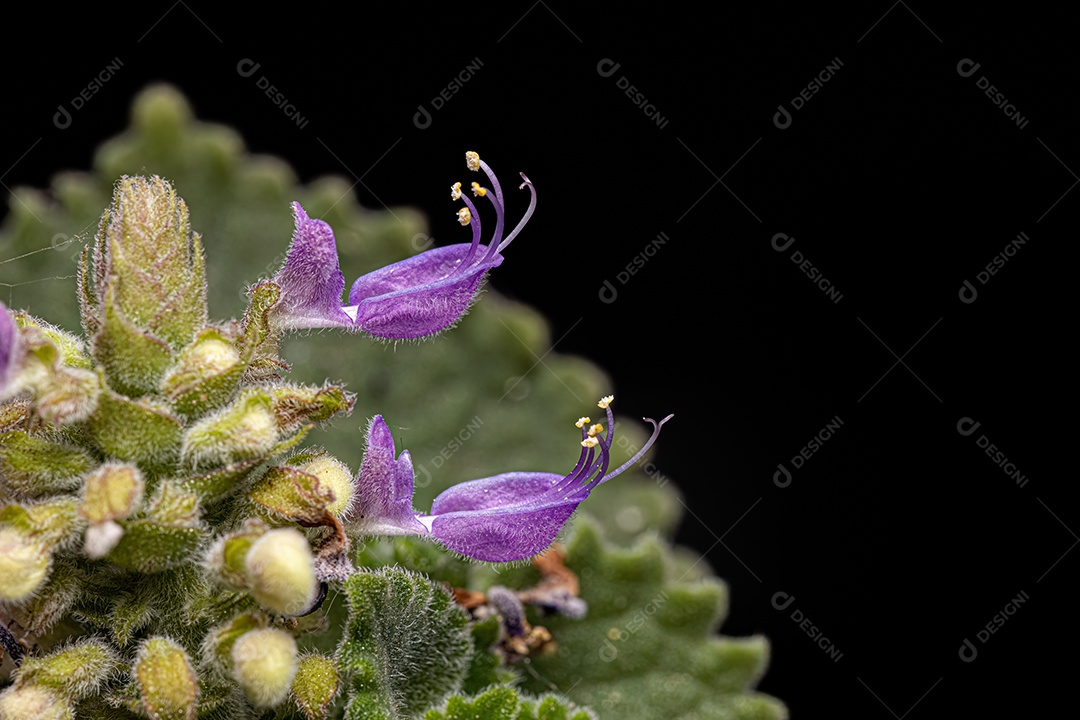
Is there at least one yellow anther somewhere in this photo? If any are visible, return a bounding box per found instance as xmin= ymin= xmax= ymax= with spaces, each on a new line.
xmin=457 ymin=207 xmax=472 ymax=226
xmin=465 ymin=151 xmax=481 ymax=172
xmin=575 ymin=416 xmax=591 ymax=428
xmin=598 ymin=395 xmax=614 ymax=409
xmin=581 ymin=436 xmax=599 ymax=448
xmin=471 ymin=181 xmax=487 ymax=197
xmin=451 ymin=182 xmax=462 ymax=200
xmin=588 ymin=423 xmax=604 ymax=437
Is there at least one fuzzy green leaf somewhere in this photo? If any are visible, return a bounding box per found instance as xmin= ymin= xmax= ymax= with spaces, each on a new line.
xmin=521 ymin=518 xmax=787 ymax=720
xmin=423 ymin=686 xmax=596 ymax=720
xmin=338 ymin=567 xmax=473 ymax=719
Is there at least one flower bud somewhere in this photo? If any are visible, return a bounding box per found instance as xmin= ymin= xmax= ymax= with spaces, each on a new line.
xmin=244 ymin=528 xmax=318 ymax=615
xmin=297 ymin=455 xmax=354 ymax=518
xmin=0 ymin=526 xmax=50 ymax=601
xmin=133 ymin=637 xmax=199 ymax=720
xmin=0 ymin=685 xmax=72 ymax=720
xmin=230 ymin=627 xmax=299 ymax=708
xmin=161 ymin=329 xmax=243 ymax=417
xmin=291 ymin=654 xmax=340 ymax=719
xmin=80 ymin=462 xmax=144 ymax=523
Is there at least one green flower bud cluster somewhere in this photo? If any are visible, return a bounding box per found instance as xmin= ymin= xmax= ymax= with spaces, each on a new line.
xmin=1 ymin=178 xmax=355 ymax=718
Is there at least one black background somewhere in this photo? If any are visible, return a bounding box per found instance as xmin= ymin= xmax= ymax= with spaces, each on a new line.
xmin=2 ymin=3 xmax=1071 ymax=716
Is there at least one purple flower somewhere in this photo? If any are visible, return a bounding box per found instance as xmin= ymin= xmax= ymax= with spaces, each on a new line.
xmin=270 ymin=151 xmax=536 ymax=339
xmin=348 ymin=397 xmax=673 ymax=563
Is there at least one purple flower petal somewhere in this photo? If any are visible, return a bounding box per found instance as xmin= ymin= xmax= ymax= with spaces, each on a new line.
xmin=347 ymin=244 xmax=501 ymax=339
xmin=421 ymin=471 xmax=585 ymax=562
xmin=270 ymin=203 xmax=354 ymax=330
xmin=1 ymin=300 xmax=22 ymax=398
xmin=348 ymin=415 xmax=427 ymax=536
xmin=419 ymin=398 xmax=673 ymax=563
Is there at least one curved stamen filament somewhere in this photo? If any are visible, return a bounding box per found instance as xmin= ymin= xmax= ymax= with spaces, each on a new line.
xmin=599 ymin=414 xmax=674 ymax=485
xmin=478 ymin=159 xmax=505 ymax=208
xmin=479 ymin=186 xmax=506 ymax=265
xmin=496 ymin=174 xmax=537 ymax=254
xmin=454 ymin=192 xmax=483 ymax=271
xmin=583 ymin=434 xmax=612 ymax=491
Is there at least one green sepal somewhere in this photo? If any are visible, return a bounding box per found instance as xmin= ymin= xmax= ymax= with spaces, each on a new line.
xmin=270 ymin=384 xmax=355 ymax=435
xmin=160 ymin=328 xmax=243 ymax=418
xmin=338 ymin=567 xmax=473 ymax=719
xmin=202 ymin=612 xmax=265 ymax=671
xmin=247 ymin=465 xmax=335 ymax=527
xmin=218 ymin=526 xmax=263 ymax=588
xmin=93 ymin=281 xmax=174 ymax=397
xmin=0 ymin=430 xmax=95 ymax=497
xmin=105 ymin=482 xmax=202 ymax=573
xmin=239 ymin=281 xmax=281 ymax=363
xmin=181 ymin=390 xmax=277 ymax=469
xmin=32 ymin=366 xmax=100 ymax=428
xmin=132 ymin=636 xmax=199 ymax=720
xmin=14 ymin=638 xmax=119 ymax=701
xmin=80 ymin=463 xmax=144 ymax=524
xmin=111 ymin=584 xmax=156 ymax=647
xmin=88 ymin=385 xmax=183 ymax=467
xmin=147 ymin=232 xmax=206 ymax=351
xmin=179 ymin=456 xmax=264 ymax=505
xmin=291 ymin=653 xmax=341 ymax=720
xmin=14 ymin=313 xmax=92 ymax=370
xmin=179 ymin=424 xmax=314 ymax=504
xmin=0 ymin=497 xmax=81 ymax=546
xmin=10 ymin=316 xmax=99 ymax=425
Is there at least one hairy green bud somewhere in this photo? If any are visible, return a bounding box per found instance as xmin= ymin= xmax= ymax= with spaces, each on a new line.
xmin=80 ymin=462 xmax=144 ymax=559
xmin=0 ymin=684 xmax=72 ymax=720
xmin=161 ymin=328 xmax=243 ymax=418
xmin=244 ymin=527 xmax=318 ymax=615
xmin=182 ymin=390 xmax=277 ymax=468
xmin=230 ymin=627 xmax=299 ymax=708
xmin=292 ymin=653 xmax=340 ymax=720
xmin=0 ymin=526 xmax=49 ymax=601
xmin=15 ymin=639 xmax=119 ymax=700
xmin=133 ymin=637 xmax=199 ymax=720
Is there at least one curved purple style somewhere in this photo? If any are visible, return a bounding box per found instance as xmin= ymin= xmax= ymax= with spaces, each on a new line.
xmin=347 ymin=399 xmax=673 ymax=563
xmin=269 ymin=152 xmax=536 ymax=340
